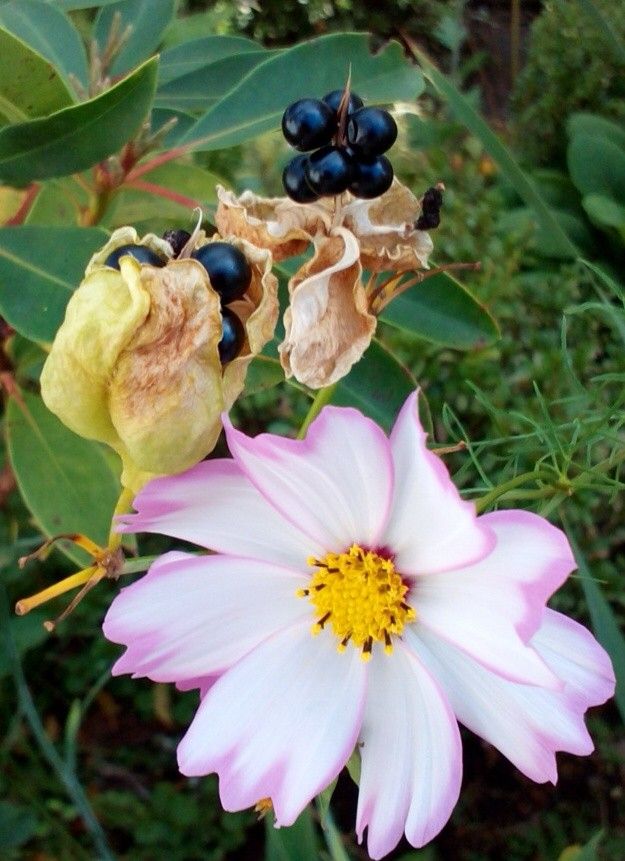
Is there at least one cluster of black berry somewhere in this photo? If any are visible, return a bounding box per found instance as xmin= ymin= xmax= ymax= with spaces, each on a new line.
xmin=281 ymin=89 xmax=398 ymax=203
xmin=105 ymin=229 xmax=250 ymax=364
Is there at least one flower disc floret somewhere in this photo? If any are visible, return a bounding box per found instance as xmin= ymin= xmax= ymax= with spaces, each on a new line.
xmin=300 ymin=544 xmax=415 ymax=659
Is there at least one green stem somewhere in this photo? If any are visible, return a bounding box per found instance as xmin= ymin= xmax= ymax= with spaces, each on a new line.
xmin=121 ymin=554 xmax=159 ymax=575
xmin=317 ymin=801 xmax=351 ymax=861
xmin=474 ymin=470 xmax=558 ymax=514
xmin=297 ymin=384 xmax=338 ymax=440
xmin=0 ymin=584 xmax=115 ymax=861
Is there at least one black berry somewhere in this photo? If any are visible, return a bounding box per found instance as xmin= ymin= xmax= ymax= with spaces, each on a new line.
xmin=349 ymin=155 xmax=394 ymax=199
xmin=322 ymin=89 xmax=364 ymax=116
xmin=219 ymin=308 xmax=245 ymax=364
xmin=104 ymin=244 xmax=165 ymax=269
xmin=162 ymin=229 xmax=191 ymax=257
xmin=192 ymin=242 xmax=252 ymax=303
xmin=282 ymin=155 xmax=321 ymax=203
xmin=347 ymin=107 xmax=397 ymax=157
xmin=282 ymin=99 xmax=336 ymax=152
xmin=304 ymin=146 xmax=354 ymax=196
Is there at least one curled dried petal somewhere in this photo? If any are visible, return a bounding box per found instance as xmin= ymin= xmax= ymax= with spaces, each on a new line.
xmin=215 ymin=185 xmax=333 ymax=261
xmin=342 ymin=179 xmax=433 ymax=273
xmin=85 ymin=226 xmax=172 ymax=275
xmin=279 ymin=227 xmax=376 ymax=389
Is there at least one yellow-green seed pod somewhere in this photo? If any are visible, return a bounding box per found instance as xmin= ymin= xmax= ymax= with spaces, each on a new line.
xmin=41 ymin=227 xmax=278 ymax=492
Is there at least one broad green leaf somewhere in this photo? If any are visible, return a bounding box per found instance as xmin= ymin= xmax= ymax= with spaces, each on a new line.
xmin=0 ymin=56 xmax=158 ymax=185
xmin=379 ymin=271 xmax=499 ymax=348
xmin=264 ymin=806 xmax=319 ymax=861
xmin=105 ymin=161 xmax=222 ymax=226
xmin=0 ymin=1 xmax=88 ymax=90
xmin=150 ymin=107 xmax=196 ymax=145
xmin=25 ymin=177 xmax=87 ymax=225
xmin=94 ymin=0 xmax=176 ymax=76
xmin=162 ymin=9 xmax=233 ymax=47
xmin=243 ymin=354 xmax=285 ymax=397
xmin=0 ymin=26 xmax=73 ymax=123
xmin=6 ymin=390 xmax=120 ymax=552
xmin=582 ymin=193 xmax=625 ymax=232
xmin=156 ymin=50 xmax=278 ymax=112
xmin=566 ymin=525 xmax=625 ymax=723
xmin=333 ymin=338 xmax=417 ymax=431
xmin=48 ymin=0 xmax=124 ymax=8
xmin=412 ymin=45 xmax=578 ymax=259
xmin=567 ymin=133 xmax=625 ymax=200
xmin=567 ymin=112 xmax=625 ymax=151
xmin=186 ymin=33 xmax=424 ymax=151
xmin=0 ymin=225 xmax=108 ymax=342
xmin=159 ymin=35 xmax=261 ymax=85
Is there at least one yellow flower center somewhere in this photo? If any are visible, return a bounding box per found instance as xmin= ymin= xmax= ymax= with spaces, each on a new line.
xmin=297 ymin=544 xmax=416 ymax=661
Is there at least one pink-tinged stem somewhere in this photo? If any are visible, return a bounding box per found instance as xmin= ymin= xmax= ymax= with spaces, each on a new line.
xmin=125 ymin=144 xmax=194 ymax=182
xmin=5 ymin=184 xmax=40 ymax=226
xmin=125 ymin=180 xmax=202 ymax=210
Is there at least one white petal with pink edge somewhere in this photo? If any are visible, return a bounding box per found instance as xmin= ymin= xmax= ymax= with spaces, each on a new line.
xmin=116 ymin=460 xmax=322 ymax=568
xmin=356 ymin=645 xmax=462 ymax=859
xmin=410 ymin=510 xmax=575 ymax=687
xmin=407 ymin=621 xmax=610 ymax=784
xmin=223 ymin=406 xmax=394 ymax=551
xmin=383 ymin=392 xmax=493 ymax=575
xmin=177 ymin=623 xmax=367 ymax=825
xmin=103 ymin=552 xmax=309 ymax=683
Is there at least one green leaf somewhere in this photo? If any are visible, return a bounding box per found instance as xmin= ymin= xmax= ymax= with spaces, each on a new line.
xmin=156 ymin=50 xmax=278 ymax=112
xmin=150 ymin=107 xmax=196 ymax=145
xmin=186 ymin=33 xmax=424 ymax=151
xmin=333 ymin=338 xmax=417 ymax=431
xmin=105 ymin=161 xmax=222 ymax=226
xmin=582 ymin=193 xmax=625 ymax=231
xmin=243 ymin=354 xmax=285 ymax=397
xmin=568 ymin=133 xmax=625 ymax=200
xmin=567 ymin=112 xmax=625 ymax=151
xmin=0 ymin=802 xmax=38 ymax=851
xmin=566 ymin=524 xmax=625 ymax=723
xmin=0 ymin=225 xmax=108 ymax=342
xmin=25 ymin=177 xmax=88 ymax=225
xmin=264 ymin=806 xmax=320 ymax=861
xmin=6 ymin=390 xmax=120 ymax=553
xmin=498 ymin=207 xmax=594 ymax=259
xmin=158 ymin=34 xmax=261 ymax=85
xmin=49 ymin=0 xmax=124 ymax=8
xmin=576 ymin=0 xmax=625 ymax=64
xmin=379 ymin=271 xmax=499 ymax=348
xmin=0 ymin=55 xmax=158 ymax=185
xmin=558 ymin=830 xmax=605 ymax=861
xmin=413 ymin=46 xmax=578 ymax=259
xmin=94 ymin=0 xmax=176 ymax=77
xmin=0 ymin=25 xmax=73 ymax=123
xmin=0 ymin=0 xmax=88 ymax=90
xmin=0 ymin=612 xmax=47 ymax=679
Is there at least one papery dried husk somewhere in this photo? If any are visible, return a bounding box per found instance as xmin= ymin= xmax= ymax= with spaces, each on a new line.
xmin=279 ymin=226 xmax=376 ymax=389
xmin=85 ymin=225 xmax=173 ymax=275
xmin=342 ymin=179 xmax=433 ymax=273
xmin=215 ymin=185 xmax=333 ymax=261
xmin=41 ymin=234 xmax=278 ymax=492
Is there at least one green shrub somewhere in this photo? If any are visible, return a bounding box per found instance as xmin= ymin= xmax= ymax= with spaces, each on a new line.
xmin=511 ymin=0 xmax=625 ymax=166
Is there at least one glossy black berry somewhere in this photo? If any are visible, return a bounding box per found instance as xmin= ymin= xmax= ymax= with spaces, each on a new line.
xmin=304 ymin=146 xmax=354 ymax=196
xmin=322 ymin=89 xmax=364 ymax=116
xmin=282 ymin=155 xmax=321 ymax=203
xmin=282 ymin=99 xmax=336 ymax=152
xmin=192 ymin=242 xmax=252 ymax=303
xmin=349 ymin=155 xmax=394 ymax=199
xmin=219 ymin=307 xmax=245 ymax=364
xmin=104 ymin=244 xmax=165 ymax=269
xmin=347 ymin=107 xmax=397 ymax=157
xmin=162 ymin=229 xmax=191 ymax=257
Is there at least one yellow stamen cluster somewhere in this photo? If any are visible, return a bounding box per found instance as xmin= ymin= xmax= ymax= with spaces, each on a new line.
xmin=297 ymin=544 xmax=416 ymax=661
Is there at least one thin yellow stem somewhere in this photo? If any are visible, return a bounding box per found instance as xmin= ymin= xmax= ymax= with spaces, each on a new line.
xmin=15 ymin=566 xmax=98 ymax=616
xmin=297 ymin=384 xmax=338 ymax=440
xmin=108 ymin=486 xmax=135 ymax=549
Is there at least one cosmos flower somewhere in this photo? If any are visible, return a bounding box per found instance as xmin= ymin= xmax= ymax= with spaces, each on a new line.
xmin=216 ymin=181 xmax=433 ymax=388
xmin=40 ymin=227 xmax=278 ymax=492
xmin=103 ymin=392 xmax=614 ymax=858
